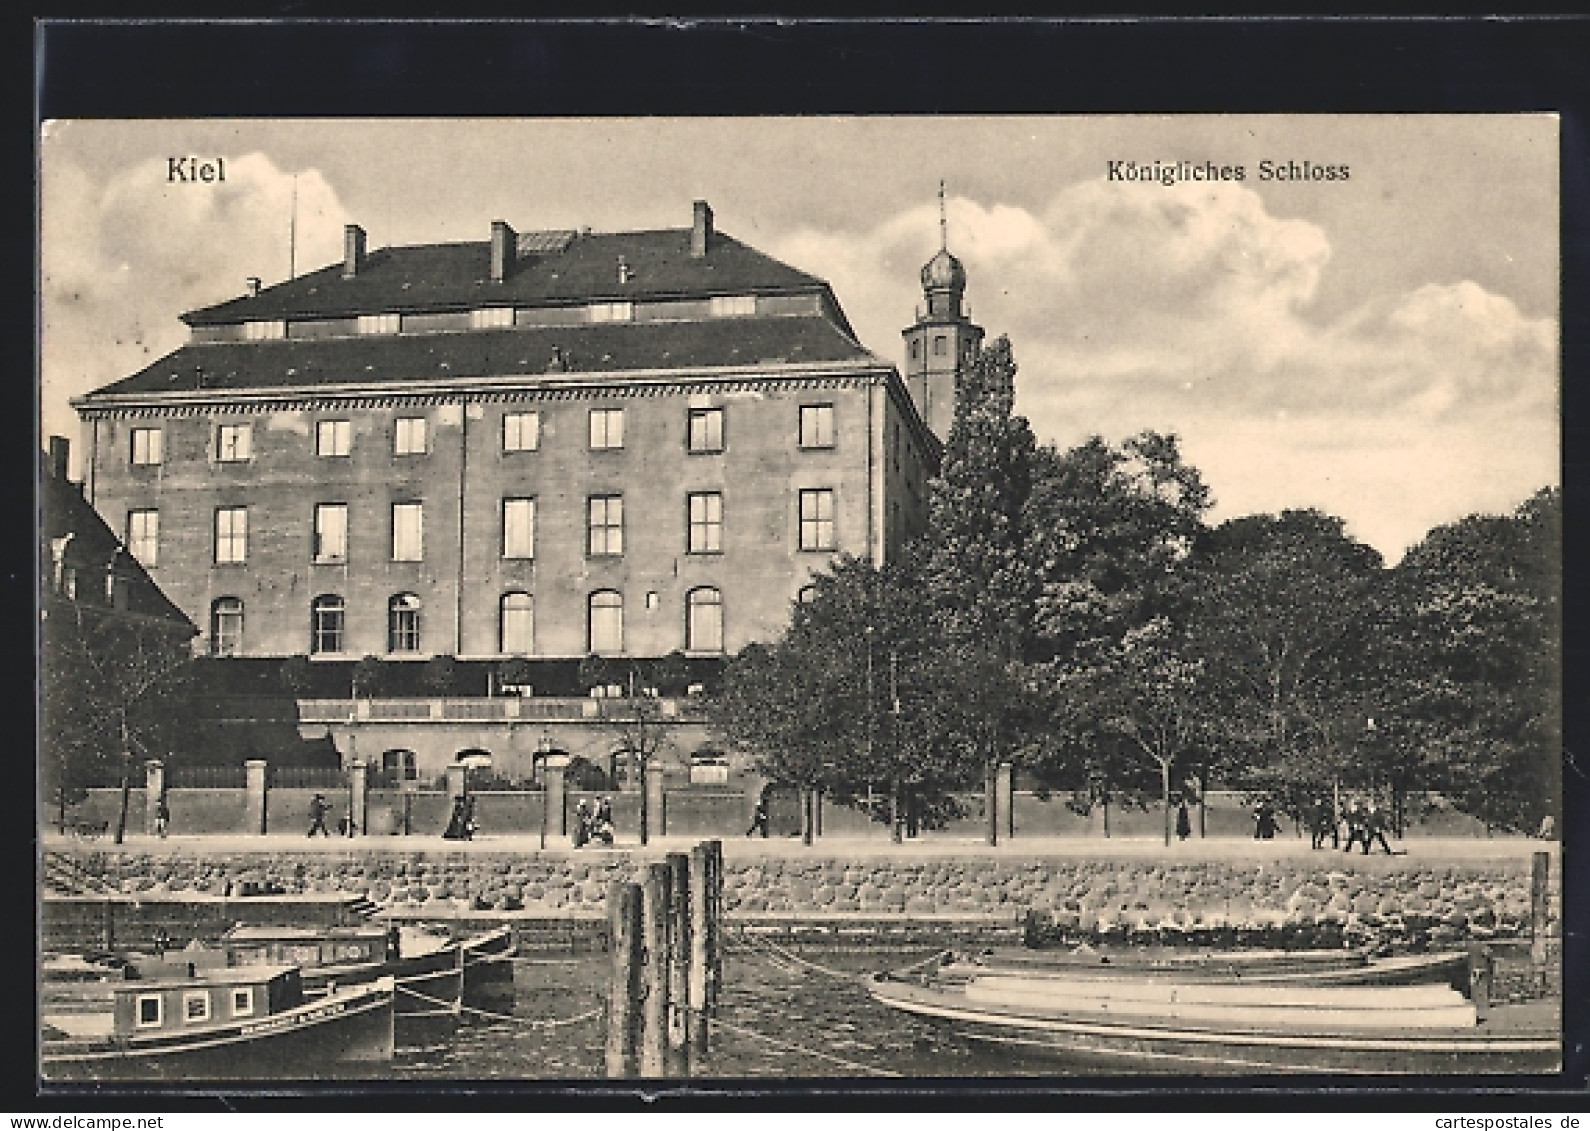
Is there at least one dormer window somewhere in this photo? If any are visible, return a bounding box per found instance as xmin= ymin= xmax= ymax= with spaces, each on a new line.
xmin=470 ymin=307 xmax=515 ymax=329
xmin=243 ymin=320 xmax=286 ymax=341
xmin=357 ymin=313 xmax=401 ymax=335
xmin=588 ymin=302 xmax=633 ymax=323
xmin=709 ymin=295 xmax=757 ymax=318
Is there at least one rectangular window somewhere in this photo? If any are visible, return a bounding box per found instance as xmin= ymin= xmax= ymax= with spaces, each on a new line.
xmin=588 ymin=495 xmax=624 ymax=556
xmin=243 ymin=320 xmax=285 ymax=340
xmin=357 ymin=312 xmax=401 ymax=335
xmin=183 ymin=991 xmax=211 ymax=1024
xmin=688 ymin=492 xmax=723 ymax=554
xmin=799 ymin=489 xmax=836 ymax=551
xmin=313 ymin=503 xmax=348 ymax=563
xmin=799 ymin=404 xmax=835 ymax=449
xmin=217 ymin=423 xmax=253 ymax=462
xmin=688 ymin=407 xmax=724 ymax=453
xmin=231 ymin=987 xmax=255 ymax=1017
xmin=589 ymin=408 xmax=624 ymax=450
xmin=130 ymin=427 xmax=163 ymax=466
xmin=316 ymin=419 xmax=351 ymax=457
xmin=126 ymin=509 xmax=159 ymax=567
xmin=502 ymin=497 xmax=535 ymax=559
xmin=502 ymin=411 xmax=540 ymax=452
xmin=934 ymin=335 xmax=948 ymax=356
xmin=392 ymin=502 xmax=423 ymax=561
xmin=136 ymin=994 xmax=162 ymax=1029
xmin=394 ymin=417 xmax=427 ymax=456
xmin=588 ymin=301 xmax=633 ymax=323
xmin=708 ymin=294 xmax=757 ymax=317
xmin=470 ymin=307 xmax=515 ymax=329
xmin=215 ymin=506 xmax=248 ymax=564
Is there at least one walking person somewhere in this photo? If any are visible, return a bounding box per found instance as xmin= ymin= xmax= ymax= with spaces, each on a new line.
xmin=306 ymin=792 xmax=331 ymax=837
xmin=155 ymin=794 xmax=170 ymax=839
xmin=745 ymin=788 xmax=770 ymax=838
xmin=1175 ymin=800 xmax=1191 ymax=842
xmin=1364 ymin=800 xmax=1395 ymax=855
xmin=1342 ymin=800 xmax=1367 ymax=854
xmin=592 ymin=796 xmax=615 ymax=845
xmin=572 ymin=799 xmax=592 ymax=848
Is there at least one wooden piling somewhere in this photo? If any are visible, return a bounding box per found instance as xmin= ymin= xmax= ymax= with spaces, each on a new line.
xmin=1467 ymin=943 xmax=1493 ymax=1022
xmin=605 ymin=880 xmax=643 ymax=1078
xmin=708 ymin=837 xmax=722 ymax=1012
xmin=1530 ymin=850 xmax=1550 ymax=987
xmin=665 ymin=851 xmax=692 ymax=1076
xmin=639 ymin=862 xmax=670 ymax=1078
xmin=687 ymin=843 xmax=711 ymax=1057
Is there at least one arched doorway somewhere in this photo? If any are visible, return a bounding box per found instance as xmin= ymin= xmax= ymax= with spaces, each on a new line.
xmin=455 ymin=748 xmax=497 ymax=790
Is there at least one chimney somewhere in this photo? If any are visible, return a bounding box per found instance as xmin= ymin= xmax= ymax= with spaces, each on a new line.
xmin=245 ymin=277 xmax=261 ymax=297
xmin=48 ymin=436 xmax=69 ymax=482
xmin=342 ymin=224 xmax=367 ymax=278
xmin=491 ymin=220 xmax=517 ymax=283
xmin=691 ymin=200 xmax=714 ymax=259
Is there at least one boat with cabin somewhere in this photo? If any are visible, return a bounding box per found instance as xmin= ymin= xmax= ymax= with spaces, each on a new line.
xmin=41 ymin=963 xmax=393 ymax=1081
xmin=220 ymin=922 xmax=463 ymax=1051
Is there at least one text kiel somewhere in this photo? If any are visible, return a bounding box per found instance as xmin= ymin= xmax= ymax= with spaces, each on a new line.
xmin=168 ymin=156 xmax=225 ymax=183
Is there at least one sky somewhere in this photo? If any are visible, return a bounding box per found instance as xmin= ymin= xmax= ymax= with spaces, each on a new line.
xmin=39 ymin=116 xmax=1559 ymax=562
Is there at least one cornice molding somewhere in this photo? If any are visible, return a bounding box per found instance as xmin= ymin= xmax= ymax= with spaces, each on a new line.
xmin=72 ymin=360 xmax=899 ymax=419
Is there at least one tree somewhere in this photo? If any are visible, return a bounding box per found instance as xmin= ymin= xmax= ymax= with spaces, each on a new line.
xmin=597 ymin=691 xmax=674 ymax=846
xmin=1386 ymin=488 xmax=1560 ymax=833
xmin=1023 ymin=432 xmax=1213 ymax=822
xmin=1185 ymin=510 xmax=1389 ymax=820
xmin=711 ymin=555 xmax=1020 ymax=842
xmin=41 ymin=603 xmax=195 ymax=841
xmin=922 ymin=334 xmax=1038 ymax=657
xmin=350 ymin=655 xmax=386 ymax=699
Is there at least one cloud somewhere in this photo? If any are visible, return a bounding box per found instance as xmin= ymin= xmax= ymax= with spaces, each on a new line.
xmin=40 ymin=151 xmax=351 ymax=457
xmin=773 ymin=178 xmax=1558 ymax=558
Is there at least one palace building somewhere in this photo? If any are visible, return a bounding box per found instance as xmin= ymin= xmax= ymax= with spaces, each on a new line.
xmin=73 ymin=202 xmax=982 ymax=669
xmin=68 ymin=201 xmax=984 ymax=786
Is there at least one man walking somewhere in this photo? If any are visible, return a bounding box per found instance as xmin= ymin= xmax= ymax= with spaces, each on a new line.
xmin=307 ymin=792 xmax=331 ymax=837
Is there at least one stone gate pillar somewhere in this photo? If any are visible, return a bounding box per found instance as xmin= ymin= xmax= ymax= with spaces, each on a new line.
xmin=244 ymin=759 xmax=268 ymax=835
xmin=348 ymin=760 xmax=367 ymax=836
xmin=997 ymin=761 xmax=1014 ymax=840
xmin=645 ymin=761 xmax=666 ymax=841
xmin=446 ymin=763 xmax=467 ymax=800
xmin=545 ymin=755 xmax=569 ymax=838
xmin=143 ymin=760 xmax=165 ymax=837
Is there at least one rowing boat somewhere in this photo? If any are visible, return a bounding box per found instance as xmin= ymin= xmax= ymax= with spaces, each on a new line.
xmin=946 ymin=947 xmax=1470 ymax=989
xmin=866 ymin=968 xmax=1558 ymax=1075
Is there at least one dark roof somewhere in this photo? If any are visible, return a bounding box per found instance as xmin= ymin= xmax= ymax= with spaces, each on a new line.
xmin=82 ymin=315 xmax=878 ymax=398
xmin=184 ymin=229 xmax=828 ymax=325
xmin=40 ymin=453 xmax=197 ymax=633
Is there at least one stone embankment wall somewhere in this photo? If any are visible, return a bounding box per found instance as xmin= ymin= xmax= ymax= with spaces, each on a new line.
xmin=43 ymin=849 xmax=1554 ymax=948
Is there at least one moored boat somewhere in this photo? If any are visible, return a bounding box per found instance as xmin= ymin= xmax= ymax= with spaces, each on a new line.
xmin=458 ymin=924 xmax=516 ymax=1010
xmin=221 ymin=923 xmax=463 ymax=1052
xmin=41 ymin=965 xmax=394 ymax=1081
xmin=948 ymin=946 xmax=1470 ymax=990
xmin=866 ymin=967 xmax=1559 ymax=1075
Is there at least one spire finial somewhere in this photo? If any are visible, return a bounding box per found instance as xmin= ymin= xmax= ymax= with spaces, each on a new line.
xmin=938 ymin=180 xmax=947 ymax=251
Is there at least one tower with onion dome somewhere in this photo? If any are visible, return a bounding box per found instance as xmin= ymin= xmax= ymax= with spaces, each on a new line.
xmin=901 ymin=181 xmax=985 ymax=440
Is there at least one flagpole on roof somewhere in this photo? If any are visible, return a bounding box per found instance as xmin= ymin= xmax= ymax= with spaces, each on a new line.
xmin=288 ymin=174 xmax=298 ymax=281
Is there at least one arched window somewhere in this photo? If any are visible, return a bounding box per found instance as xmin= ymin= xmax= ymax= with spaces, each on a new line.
xmin=388 ymin=593 xmax=421 ymax=653
xmin=588 ymin=590 xmax=623 ymax=655
xmin=211 ymin=597 xmax=244 ymax=656
xmin=311 ymin=594 xmax=345 ymax=655
xmin=685 ymin=587 xmax=724 ymax=653
xmin=500 ymin=591 xmax=534 ymax=655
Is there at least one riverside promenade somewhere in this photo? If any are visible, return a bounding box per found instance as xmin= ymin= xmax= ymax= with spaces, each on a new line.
xmin=43 ymin=831 xmax=1555 ymax=939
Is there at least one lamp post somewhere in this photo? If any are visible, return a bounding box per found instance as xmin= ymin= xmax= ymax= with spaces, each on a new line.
xmin=537 ymin=732 xmax=552 ymax=850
